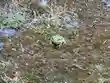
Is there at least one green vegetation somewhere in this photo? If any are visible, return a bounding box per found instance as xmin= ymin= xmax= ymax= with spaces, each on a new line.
xmin=0 ymin=9 xmax=26 ymax=28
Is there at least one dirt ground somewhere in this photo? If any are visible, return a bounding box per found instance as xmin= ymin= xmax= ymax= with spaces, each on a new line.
xmin=0 ymin=0 xmax=110 ymax=83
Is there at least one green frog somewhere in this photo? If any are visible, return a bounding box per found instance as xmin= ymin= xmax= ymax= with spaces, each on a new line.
xmin=50 ymin=34 xmax=66 ymax=48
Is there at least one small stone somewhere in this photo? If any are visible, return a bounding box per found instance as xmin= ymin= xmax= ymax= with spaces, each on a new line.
xmin=12 ymin=48 xmax=16 ymax=51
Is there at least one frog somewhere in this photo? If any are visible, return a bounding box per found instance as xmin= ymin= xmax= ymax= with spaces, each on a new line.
xmin=50 ymin=34 xmax=66 ymax=48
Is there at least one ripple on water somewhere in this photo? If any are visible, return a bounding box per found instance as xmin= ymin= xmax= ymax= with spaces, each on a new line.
xmin=0 ymin=28 xmax=18 ymax=37
xmin=102 ymin=0 xmax=110 ymax=10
